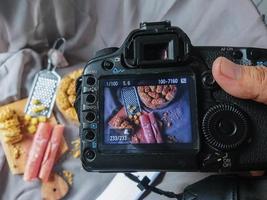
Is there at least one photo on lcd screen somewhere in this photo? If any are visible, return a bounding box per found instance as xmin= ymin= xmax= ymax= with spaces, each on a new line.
xmin=103 ymin=77 xmax=193 ymax=145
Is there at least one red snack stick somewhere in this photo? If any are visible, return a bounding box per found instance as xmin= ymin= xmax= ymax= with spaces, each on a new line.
xmin=148 ymin=112 xmax=163 ymax=143
xmin=39 ymin=125 xmax=64 ymax=182
xmin=140 ymin=114 xmax=156 ymax=143
xmin=23 ymin=122 xmax=53 ymax=181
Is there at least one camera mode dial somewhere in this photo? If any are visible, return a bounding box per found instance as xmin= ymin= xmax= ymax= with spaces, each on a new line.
xmin=202 ymin=104 xmax=250 ymax=151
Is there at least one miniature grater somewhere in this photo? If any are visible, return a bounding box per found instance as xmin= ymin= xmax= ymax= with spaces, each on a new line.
xmin=24 ymin=38 xmax=66 ymax=118
xmin=121 ymin=86 xmax=142 ymax=116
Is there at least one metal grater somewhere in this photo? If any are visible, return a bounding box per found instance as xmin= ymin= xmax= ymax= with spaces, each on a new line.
xmin=121 ymin=86 xmax=142 ymax=116
xmin=24 ymin=38 xmax=66 ymax=118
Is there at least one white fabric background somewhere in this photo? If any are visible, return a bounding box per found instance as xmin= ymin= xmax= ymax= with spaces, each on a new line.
xmin=0 ymin=0 xmax=266 ymax=199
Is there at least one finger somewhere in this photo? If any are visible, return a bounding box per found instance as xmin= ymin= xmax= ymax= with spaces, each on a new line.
xmin=250 ymin=171 xmax=265 ymax=176
xmin=212 ymin=57 xmax=267 ymax=104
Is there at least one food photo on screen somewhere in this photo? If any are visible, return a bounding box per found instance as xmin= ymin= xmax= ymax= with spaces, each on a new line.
xmin=103 ymin=76 xmax=193 ymax=145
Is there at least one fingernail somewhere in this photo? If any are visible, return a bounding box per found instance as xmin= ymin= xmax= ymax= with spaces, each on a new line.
xmin=218 ymin=58 xmax=242 ymax=80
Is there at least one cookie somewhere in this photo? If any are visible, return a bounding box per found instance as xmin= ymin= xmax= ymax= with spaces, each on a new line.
xmin=56 ymin=68 xmax=83 ymax=123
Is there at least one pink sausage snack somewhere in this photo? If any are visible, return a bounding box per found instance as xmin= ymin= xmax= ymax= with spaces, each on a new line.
xmin=24 ymin=122 xmax=53 ymax=181
xmin=148 ymin=112 xmax=163 ymax=143
xmin=140 ymin=114 xmax=156 ymax=143
xmin=39 ymin=125 xmax=64 ymax=182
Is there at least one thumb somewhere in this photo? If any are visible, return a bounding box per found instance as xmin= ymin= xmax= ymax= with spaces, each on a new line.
xmin=212 ymin=57 xmax=267 ymax=105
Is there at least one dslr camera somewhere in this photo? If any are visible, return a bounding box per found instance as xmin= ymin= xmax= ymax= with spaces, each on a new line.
xmin=75 ymin=21 xmax=267 ymax=172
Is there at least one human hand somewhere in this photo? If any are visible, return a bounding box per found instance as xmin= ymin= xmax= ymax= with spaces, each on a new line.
xmin=212 ymin=57 xmax=267 ymax=176
xmin=212 ymin=57 xmax=267 ymax=105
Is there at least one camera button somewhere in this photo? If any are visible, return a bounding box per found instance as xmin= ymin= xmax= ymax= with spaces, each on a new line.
xmin=86 ymin=93 xmax=96 ymax=104
xmin=86 ymin=111 xmax=96 ymax=122
xmin=202 ymin=71 xmax=216 ymax=89
xmin=84 ymin=149 xmax=96 ymax=161
xmin=87 ymin=76 xmax=96 ymax=85
xmin=217 ymin=120 xmax=237 ymax=136
xmin=102 ymin=60 xmax=114 ymax=70
xmin=85 ymin=129 xmax=95 ymax=141
xmin=232 ymin=50 xmax=243 ymax=60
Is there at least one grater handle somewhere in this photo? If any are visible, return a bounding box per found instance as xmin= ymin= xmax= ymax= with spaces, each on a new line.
xmin=47 ymin=37 xmax=66 ymax=71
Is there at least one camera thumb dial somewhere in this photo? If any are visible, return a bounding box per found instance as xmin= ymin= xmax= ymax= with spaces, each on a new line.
xmin=202 ymin=104 xmax=250 ymax=151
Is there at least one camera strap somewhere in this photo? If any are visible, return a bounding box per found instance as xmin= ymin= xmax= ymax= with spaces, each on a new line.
xmin=124 ymin=173 xmax=183 ymax=200
xmin=125 ymin=173 xmax=267 ymax=200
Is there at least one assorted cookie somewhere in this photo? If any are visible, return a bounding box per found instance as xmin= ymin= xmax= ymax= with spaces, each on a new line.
xmin=0 ymin=108 xmax=23 ymax=144
xmin=56 ymin=69 xmax=83 ymax=122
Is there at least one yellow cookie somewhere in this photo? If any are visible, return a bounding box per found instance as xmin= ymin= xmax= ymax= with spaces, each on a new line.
xmin=56 ymin=68 xmax=82 ymax=123
xmin=4 ymin=134 xmax=23 ymax=144
xmin=27 ymin=125 xmax=37 ymax=134
xmin=57 ymin=91 xmax=71 ymax=110
xmin=38 ymin=116 xmax=47 ymax=122
xmin=0 ymin=108 xmax=14 ymax=122
xmin=68 ymin=95 xmax=76 ymax=106
xmin=65 ymin=107 xmax=78 ymax=121
xmin=1 ymin=127 xmax=21 ymax=137
xmin=69 ymin=69 xmax=83 ymax=80
xmin=30 ymin=117 xmax=38 ymax=125
xmin=59 ymin=76 xmax=72 ymax=92
xmin=67 ymin=81 xmax=76 ymax=96
xmin=0 ymin=117 xmax=20 ymax=129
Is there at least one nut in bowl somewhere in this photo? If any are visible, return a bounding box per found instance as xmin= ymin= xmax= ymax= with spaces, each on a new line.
xmin=137 ymin=85 xmax=177 ymax=110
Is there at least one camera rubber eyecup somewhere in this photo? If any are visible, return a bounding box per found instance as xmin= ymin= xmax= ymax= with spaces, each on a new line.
xmin=202 ymin=104 xmax=250 ymax=151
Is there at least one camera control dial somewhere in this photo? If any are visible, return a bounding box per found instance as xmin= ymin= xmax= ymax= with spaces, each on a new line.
xmin=202 ymin=104 xmax=250 ymax=151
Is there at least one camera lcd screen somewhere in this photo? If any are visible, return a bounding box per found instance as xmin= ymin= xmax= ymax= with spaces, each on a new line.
xmin=102 ymin=75 xmax=194 ymax=145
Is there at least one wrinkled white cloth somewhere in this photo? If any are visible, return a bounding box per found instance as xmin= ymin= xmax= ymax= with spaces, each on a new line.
xmin=0 ymin=0 xmax=266 ymax=200
xmin=0 ymin=49 xmax=42 ymax=104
